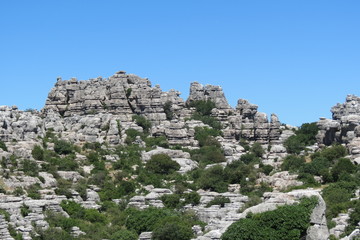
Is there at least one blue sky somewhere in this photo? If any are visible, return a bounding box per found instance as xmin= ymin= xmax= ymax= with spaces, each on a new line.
xmin=1 ymin=1 xmax=360 ymax=126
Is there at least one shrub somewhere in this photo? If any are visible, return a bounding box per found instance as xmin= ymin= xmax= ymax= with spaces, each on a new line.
xmin=250 ymin=143 xmax=265 ymax=158
xmin=206 ymin=196 xmax=230 ymax=208
xmin=284 ymin=122 xmax=319 ymax=154
xmin=188 ymin=100 xmax=216 ymax=116
xmin=55 ymin=178 xmax=73 ymax=199
xmin=191 ymin=146 xmax=226 ymax=165
xmin=126 ymin=88 xmax=132 ymax=98
xmin=20 ymin=204 xmax=30 ymax=217
xmin=54 ymin=140 xmax=74 ymax=155
xmin=60 ymin=200 xmax=85 ymax=219
xmin=161 ymin=194 xmax=182 ymax=209
xmin=183 ymin=192 xmax=201 ymax=206
xmin=0 ymin=140 xmax=7 ymax=151
xmin=320 ymin=145 xmax=347 ymax=162
xmin=84 ymin=208 xmax=107 ymax=224
xmin=345 ymin=200 xmax=360 ymax=236
xmin=32 ymin=145 xmax=44 ymax=160
xmin=322 ymin=181 xmax=357 ymax=219
xmin=33 ymin=226 xmax=73 ymax=240
xmin=145 ymin=136 xmax=169 ymax=148
xmin=125 ymin=128 xmax=143 ymax=145
xmin=260 ymin=164 xmax=273 ymax=176
xmin=188 ymin=100 xmax=222 ymax=130
xmin=146 ymin=154 xmax=180 ymax=175
xmin=22 ymin=159 xmax=39 ymax=177
xmin=152 ymin=216 xmax=193 ymax=240
xmin=222 ymin=197 xmax=318 ymax=240
xmin=240 ymin=153 xmax=259 ymax=164
xmin=194 ymin=127 xmax=221 ymax=147
xmin=110 ymin=229 xmax=138 ymax=240
xmin=27 ymin=183 xmax=41 ymax=199
xmin=331 ymin=158 xmax=355 ymax=182
xmin=197 ymin=165 xmax=228 ymax=193
xmin=48 ymin=155 xmax=78 ymax=171
xmin=281 ymin=155 xmax=305 ymax=172
xmin=163 ymin=101 xmax=173 ymax=120
xmin=125 ymin=208 xmax=174 ymax=234
xmin=132 ymin=115 xmax=151 ymax=133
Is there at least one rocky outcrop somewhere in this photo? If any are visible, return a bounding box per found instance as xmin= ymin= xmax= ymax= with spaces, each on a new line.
xmin=43 ymin=71 xmax=185 ymax=125
xmin=317 ymin=95 xmax=360 ymax=157
xmin=186 ymin=82 xmax=231 ymax=110
xmin=226 ymin=99 xmax=281 ymax=144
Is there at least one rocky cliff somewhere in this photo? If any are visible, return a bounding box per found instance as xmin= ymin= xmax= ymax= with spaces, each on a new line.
xmin=3 ymin=70 xmax=358 ymax=240
xmin=317 ymin=95 xmax=360 ymax=159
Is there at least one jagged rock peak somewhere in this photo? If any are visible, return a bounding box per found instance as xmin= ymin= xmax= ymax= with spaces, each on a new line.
xmin=186 ymin=82 xmax=231 ymax=110
xmin=331 ymin=94 xmax=360 ymax=121
xmin=43 ymin=71 xmax=184 ymax=120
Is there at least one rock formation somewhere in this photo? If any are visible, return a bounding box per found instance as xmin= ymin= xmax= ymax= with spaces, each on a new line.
xmin=317 ymin=95 xmax=360 ymax=157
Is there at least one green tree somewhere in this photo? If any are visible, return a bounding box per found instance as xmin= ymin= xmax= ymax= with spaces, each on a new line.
xmin=146 ymin=154 xmax=180 ymax=175
xmin=152 ymin=216 xmax=193 ymax=240
xmin=32 ymin=145 xmax=44 ymax=160
xmin=54 ymin=140 xmax=74 ymax=155
xmin=0 ymin=140 xmax=7 ymax=151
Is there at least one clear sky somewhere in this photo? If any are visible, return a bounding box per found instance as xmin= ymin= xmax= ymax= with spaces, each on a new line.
xmin=1 ymin=1 xmax=360 ymax=126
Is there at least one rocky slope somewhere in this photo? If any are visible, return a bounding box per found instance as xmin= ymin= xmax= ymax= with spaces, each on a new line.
xmin=0 ymin=71 xmax=359 ymax=240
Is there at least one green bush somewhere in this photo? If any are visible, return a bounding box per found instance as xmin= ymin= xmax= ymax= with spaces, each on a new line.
xmin=0 ymin=140 xmax=7 ymax=151
xmin=188 ymin=100 xmax=222 ymax=130
xmin=194 ymin=127 xmax=221 ymax=147
xmin=240 ymin=153 xmax=259 ymax=164
xmin=132 ymin=115 xmax=152 ymax=133
xmin=125 ymin=208 xmax=174 ymax=234
xmin=146 ymin=154 xmax=180 ymax=175
xmin=84 ymin=209 xmax=107 ymax=224
xmin=250 ymin=143 xmax=265 ymax=158
xmin=197 ymin=165 xmax=228 ymax=192
xmin=281 ymin=155 xmax=305 ymax=172
xmin=284 ymin=122 xmax=318 ymax=154
xmin=319 ymin=144 xmax=347 ymax=162
xmin=20 ymin=204 xmax=30 ymax=217
xmin=33 ymin=226 xmax=73 ymax=240
xmin=222 ymin=197 xmax=318 ymax=240
xmin=161 ymin=194 xmax=182 ymax=209
xmin=32 ymin=145 xmax=44 ymax=160
xmin=145 ymin=136 xmax=169 ymax=148
xmin=22 ymin=159 xmax=39 ymax=177
xmin=152 ymin=216 xmax=193 ymax=240
xmin=260 ymin=164 xmax=273 ymax=176
xmin=206 ymin=196 xmax=230 ymax=208
xmin=48 ymin=155 xmax=79 ymax=171
xmin=331 ymin=158 xmax=355 ymax=182
xmin=27 ymin=183 xmax=41 ymax=199
xmin=163 ymin=101 xmax=173 ymax=120
xmin=82 ymin=142 xmax=102 ymax=151
xmin=188 ymin=100 xmax=216 ymax=116
xmin=183 ymin=192 xmax=201 ymax=206
xmin=110 ymin=229 xmax=138 ymax=240
xmin=192 ymin=113 xmax=222 ymax=130
xmin=322 ymin=181 xmax=357 ymax=219
xmin=125 ymin=128 xmax=143 ymax=145
xmin=191 ymin=146 xmax=226 ymax=166
xmin=54 ymin=140 xmax=74 ymax=155
xmin=345 ymin=200 xmax=360 ymax=235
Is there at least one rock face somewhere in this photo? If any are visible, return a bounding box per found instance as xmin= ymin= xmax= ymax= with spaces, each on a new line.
xmin=317 ymin=95 xmax=360 ymax=157
xmin=186 ymin=82 xmax=232 ymax=110
xmin=0 ymin=71 xmax=283 ymax=147
xmin=226 ymin=99 xmax=281 ymax=144
xmin=43 ymin=71 xmax=185 ymax=125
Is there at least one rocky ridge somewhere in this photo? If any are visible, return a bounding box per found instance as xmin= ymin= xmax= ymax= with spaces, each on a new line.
xmin=0 ymin=71 xmax=359 ymax=239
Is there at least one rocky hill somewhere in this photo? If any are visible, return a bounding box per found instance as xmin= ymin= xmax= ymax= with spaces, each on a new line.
xmin=0 ymin=71 xmax=359 ymax=240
